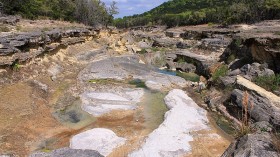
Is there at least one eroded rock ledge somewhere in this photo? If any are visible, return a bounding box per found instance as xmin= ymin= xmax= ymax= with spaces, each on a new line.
xmin=0 ymin=27 xmax=99 ymax=66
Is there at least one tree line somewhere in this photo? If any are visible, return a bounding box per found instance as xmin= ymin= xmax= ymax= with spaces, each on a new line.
xmin=0 ymin=0 xmax=118 ymax=26
xmin=114 ymin=0 xmax=280 ymax=28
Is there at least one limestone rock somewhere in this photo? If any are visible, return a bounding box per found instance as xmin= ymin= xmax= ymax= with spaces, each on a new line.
xmin=0 ymin=27 xmax=96 ymax=66
xmin=152 ymin=37 xmax=178 ymax=47
xmin=236 ymin=75 xmax=280 ymax=107
xmin=30 ymin=148 xmax=103 ymax=157
xmin=129 ymin=89 xmax=209 ymax=157
xmin=80 ymin=88 xmax=144 ymax=116
xmin=145 ymin=80 xmax=163 ymax=91
xmin=231 ymin=88 xmax=280 ymax=127
xmin=166 ymin=50 xmax=216 ymax=78
xmin=47 ymin=64 xmax=63 ymax=81
xmin=222 ymin=133 xmax=279 ymax=157
xmin=165 ymin=30 xmax=184 ymax=38
xmin=70 ymin=128 xmax=126 ymax=156
xmin=78 ymin=56 xmax=187 ymax=91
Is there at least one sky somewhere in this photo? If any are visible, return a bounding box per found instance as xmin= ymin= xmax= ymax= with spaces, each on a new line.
xmin=102 ymin=0 xmax=168 ymax=18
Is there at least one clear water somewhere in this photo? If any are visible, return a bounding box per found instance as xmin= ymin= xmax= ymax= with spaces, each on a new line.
xmin=138 ymin=90 xmax=168 ymax=131
xmin=53 ymin=99 xmax=96 ymax=129
xmin=157 ymin=69 xmax=177 ymax=76
xmin=158 ymin=69 xmax=200 ymax=82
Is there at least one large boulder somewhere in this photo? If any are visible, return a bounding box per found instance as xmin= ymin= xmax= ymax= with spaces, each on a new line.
xmin=200 ymin=38 xmax=231 ymax=51
xmin=152 ymin=37 xmax=178 ymax=47
xmin=220 ymin=63 xmax=275 ymax=86
xmin=222 ymin=133 xmax=279 ymax=157
xmin=166 ymin=50 xmax=216 ymax=78
xmin=70 ymin=128 xmax=126 ymax=156
xmin=238 ymin=63 xmax=275 ymax=80
xmin=165 ymin=30 xmax=184 ymax=38
xmin=231 ymin=88 xmax=280 ymax=128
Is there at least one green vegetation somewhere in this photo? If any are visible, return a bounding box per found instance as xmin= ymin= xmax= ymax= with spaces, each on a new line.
xmin=114 ymin=0 xmax=280 ymax=28
xmin=88 ymin=78 xmax=123 ymax=84
xmin=150 ymin=47 xmax=166 ymax=52
xmin=212 ymin=65 xmax=228 ymax=82
xmin=1 ymin=0 xmax=118 ymax=26
xmin=226 ymin=54 xmax=236 ymax=64
xmin=176 ymin=72 xmax=200 ymax=82
xmin=254 ymin=74 xmax=280 ymax=91
xmin=211 ymin=112 xmax=236 ymax=136
xmin=0 ymin=25 xmax=10 ymax=32
xmin=233 ymin=38 xmax=243 ymax=47
xmin=128 ymin=79 xmax=147 ymax=88
xmin=11 ymin=60 xmax=20 ymax=71
xmin=177 ymin=58 xmax=185 ymax=63
xmin=275 ymin=32 xmax=280 ymax=35
xmin=137 ymin=49 xmax=147 ymax=54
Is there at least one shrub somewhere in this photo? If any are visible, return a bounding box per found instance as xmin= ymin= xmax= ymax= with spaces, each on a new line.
xmin=226 ymin=54 xmax=236 ymax=64
xmin=275 ymin=32 xmax=280 ymax=36
xmin=176 ymin=72 xmax=200 ymax=82
xmin=212 ymin=65 xmax=228 ymax=82
xmin=137 ymin=49 xmax=147 ymax=54
xmin=177 ymin=57 xmax=185 ymax=63
xmin=254 ymin=74 xmax=280 ymax=91
xmin=207 ymin=22 xmax=214 ymax=27
xmin=128 ymin=79 xmax=147 ymax=88
xmin=0 ymin=25 xmax=10 ymax=32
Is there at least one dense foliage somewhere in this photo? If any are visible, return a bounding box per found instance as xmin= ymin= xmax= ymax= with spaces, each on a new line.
xmin=0 ymin=0 xmax=118 ymax=26
xmin=114 ymin=0 xmax=280 ymax=28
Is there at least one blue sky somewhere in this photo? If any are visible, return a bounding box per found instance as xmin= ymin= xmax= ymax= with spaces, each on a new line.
xmin=102 ymin=0 xmax=168 ymax=18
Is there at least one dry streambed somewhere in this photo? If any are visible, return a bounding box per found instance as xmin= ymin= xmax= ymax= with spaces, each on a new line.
xmin=35 ymin=55 xmax=230 ymax=157
xmin=0 ymin=30 xmax=232 ymax=157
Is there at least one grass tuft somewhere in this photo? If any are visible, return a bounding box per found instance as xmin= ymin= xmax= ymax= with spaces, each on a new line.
xmin=254 ymin=74 xmax=280 ymax=92
xmin=212 ymin=65 xmax=228 ymax=82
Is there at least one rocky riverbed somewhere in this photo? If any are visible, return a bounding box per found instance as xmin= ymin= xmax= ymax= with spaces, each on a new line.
xmin=0 ymin=19 xmax=280 ymax=157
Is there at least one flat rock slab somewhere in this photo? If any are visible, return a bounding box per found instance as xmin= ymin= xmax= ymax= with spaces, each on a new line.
xmin=129 ymin=89 xmax=209 ymax=157
xmin=78 ymin=56 xmax=187 ymax=91
xmin=236 ymin=75 xmax=280 ymax=107
xmin=70 ymin=128 xmax=126 ymax=156
xmin=80 ymin=88 xmax=144 ymax=116
xmin=29 ymin=147 xmax=103 ymax=157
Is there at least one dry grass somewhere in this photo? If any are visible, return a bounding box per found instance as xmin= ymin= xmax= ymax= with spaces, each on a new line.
xmin=238 ymin=91 xmax=254 ymax=136
xmin=272 ymin=131 xmax=280 ymax=154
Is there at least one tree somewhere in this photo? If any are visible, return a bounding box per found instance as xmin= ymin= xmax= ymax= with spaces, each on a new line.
xmin=107 ymin=1 xmax=119 ymax=24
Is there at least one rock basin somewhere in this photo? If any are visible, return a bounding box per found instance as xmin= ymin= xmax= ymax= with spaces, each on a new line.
xmin=130 ymin=89 xmax=230 ymax=157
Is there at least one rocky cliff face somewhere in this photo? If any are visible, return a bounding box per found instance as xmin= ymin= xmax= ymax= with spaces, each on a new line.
xmin=221 ymin=22 xmax=280 ymax=73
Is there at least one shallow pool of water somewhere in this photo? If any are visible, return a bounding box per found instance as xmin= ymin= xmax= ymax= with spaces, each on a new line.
xmin=138 ymin=90 xmax=168 ymax=131
xmin=157 ymin=69 xmax=177 ymax=76
xmin=53 ymin=99 xmax=96 ymax=129
xmin=158 ymin=69 xmax=200 ymax=82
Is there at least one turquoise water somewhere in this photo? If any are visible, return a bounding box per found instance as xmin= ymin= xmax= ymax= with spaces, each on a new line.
xmin=157 ymin=69 xmax=177 ymax=76
xmin=158 ymin=69 xmax=200 ymax=82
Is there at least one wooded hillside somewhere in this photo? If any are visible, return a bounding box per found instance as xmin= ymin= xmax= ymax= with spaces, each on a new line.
xmin=114 ymin=0 xmax=280 ymax=28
